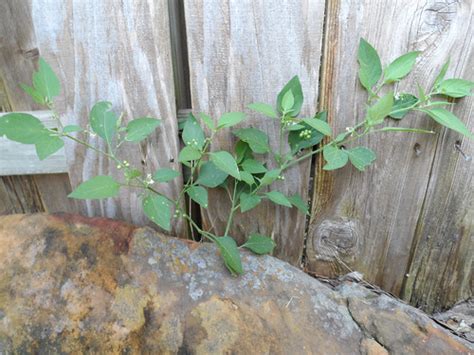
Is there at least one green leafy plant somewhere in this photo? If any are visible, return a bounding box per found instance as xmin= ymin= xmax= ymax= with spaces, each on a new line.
xmin=1 ymin=39 xmax=472 ymax=275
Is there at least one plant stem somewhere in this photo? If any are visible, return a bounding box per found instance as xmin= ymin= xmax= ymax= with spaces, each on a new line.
xmin=224 ymin=179 xmax=238 ymax=236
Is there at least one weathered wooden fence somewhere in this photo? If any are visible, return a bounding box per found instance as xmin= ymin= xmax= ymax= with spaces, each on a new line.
xmin=0 ymin=0 xmax=472 ymax=312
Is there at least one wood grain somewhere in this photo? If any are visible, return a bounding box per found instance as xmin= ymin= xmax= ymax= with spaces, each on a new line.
xmin=306 ymin=0 xmax=473 ymax=308
xmin=1 ymin=0 xmax=186 ymax=235
xmin=184 ymin=0 xmax=326 ymax=264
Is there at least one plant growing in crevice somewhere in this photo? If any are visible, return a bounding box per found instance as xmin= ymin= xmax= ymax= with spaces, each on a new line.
xmin=1 ymin=38 xmax=472 ymax=275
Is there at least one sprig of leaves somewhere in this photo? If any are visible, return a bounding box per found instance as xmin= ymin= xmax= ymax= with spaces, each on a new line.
xmin=4 ymin=39 xmax=473 ymax=276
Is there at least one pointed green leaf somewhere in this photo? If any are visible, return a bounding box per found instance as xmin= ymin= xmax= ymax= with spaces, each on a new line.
xmin=183 ymin=113 xmax=205 ymax=149
xmin=347 ymin=147 xmax=376 ymax=171
xmin=178 ymin=146 xmax=202 ymax=162
xmin=302 ymin=117 xmax=332 ymax=136
xmin=265 ymin=191 xmax=292 ymax=207
xmin=210 ymin=151 xmax=241 ymax=180
xmin=384 ymin=51 xmax=420 ymax=83
xmin=68 ymin=176 xmax=120 ymax=200
xmin=277 ymin=76 xmax=303 ymax=117
xmin=323 ymin=145 xmax=349 ymax=171
xmin=242 ymin=234 xmax=276 ymax=255
xmin=248 ymin=102 xmax=278 ymax=118
xmin=197 ymin=161 xmax=228 ymax=187
xmin=432 ymin=59 xmax=450 ymax=90
xmin=125 ymin=117 xmax=161 ymax=142
xmin=390 ymin=94 xmax=418 ymax=119
xmin=288 ymin=194 xmax=309 ymax=215
xmin=89 ymin=101 xmax=118 ymax=144
xmin=187 ymin=185 xmax=208 ymax=208
xmin=358 ymin=38 xmax=382 ymax=92
xmin=281 ymin=90 xmax=295 ymax=112
xmin=217 ymin=112 xmax=246 ymax=129
xmin=62 ymin=125 xmax=83 ymax=133
xmin=32 ymin=58 xmax=60 ymax=102
xmin=235 ymin=140 xmax=254 ymax=163
xmin=215 ymin=236 xmax=243 ymax=275
xmin=260 ymin=169 xmax=281 ymax=186
xmin=240 ymin=193 xmax=261 ymax=213
xmin=437 ymin=79 xmax=474 ymax=98
xmin=422 ymin=108 xmax=473 ymax=139
xmin=0 ymin=113 xmax=48 ymax=143
xmin=233 ymin=128 xmax=270 ymax=154
xmin=35 ymin=134 xmax=64 ymax=160
xmin=239 ymin=171 xmax=255 ymax=186
xmin=153 ymin=168 xmax=179 ymax=183
xmin=241 ymin=159 xmax=267 ymax=174
xmin=199 ymin=112 xmax=215 ymax=130
xmin=366 ymin=92 xmax=394 ymax=126
xmin=142 ymin=194 xmax=172 ymax=231
xmin=20 ymin=83 xmax=46 ymax=105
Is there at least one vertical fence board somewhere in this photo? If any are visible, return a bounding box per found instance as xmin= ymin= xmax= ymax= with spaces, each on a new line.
xmin=13 ymin=0 xmax=185 ymax=235
xmin=306 ymin=0 xmax=473 ymax=304
xmin=184 ymin=0 xmax=326 ymax=264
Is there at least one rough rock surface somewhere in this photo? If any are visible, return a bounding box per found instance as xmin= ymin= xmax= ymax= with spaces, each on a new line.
xmin=0 ymin=213 xmax=471 ymax=354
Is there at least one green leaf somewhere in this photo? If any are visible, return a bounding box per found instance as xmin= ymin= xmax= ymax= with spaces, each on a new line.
xmin=288 ymin=122 xmax=325 ymax=153
xmin=347 ymin=147 xmax=376 ymax=171
xmin=287 ymin=123 xmax=305 ymax=131
xmin=248 ymin=102 xmax=278 ymax=118
xmin=277 ymin=76 xmax=303 ymax=117
xmin=302 ymin=117 xmax=332 ymax=136
xmin=265 ymin=191 xmax=292 ymax=207
xmin=35 ymin=134 xmax=64 ymax=160
xmin=379 ymin=127 xmax=435 ymax=134
xmin=358 ymin=38 xmax=382 ymax=92
xmin=242 ymin=234 xmax=275 ymax=255
xmin=142 ymin=194 xmax=172 ymax=231
xmin=125 ymin=169 xmax=142 ymax=181
xmin=210 ymin=151 xmax=241 ymax=180
xmin=197 ymin=161 xmax=228 ymax=187
xmin=187 ymin=185 xmax=208 ymax=208
xmin=323 ymin=145 xmax=349 ymax=171
xmin=20 ymin=84 xmax=46 ymax=105
xmin=240 ymin=193 xmax=261 ymax=213
xmin=384 ymin=51 xmax=420 ymax=83
xmin=199 ymin=112 xmax=215 ymax=130
xmin=288 ymin=194 xmax=309 ymax=215
xmin=178 ymin=146 xmax=202 ymax=162
xmin=366 ymin=92 xmax=394 ymax=126
xmin=183 ymin=113 xmax=205 ymax=149
xmin=32 ymin=58 xmax=61 ymax=102
xmin=239 ymin=171 xmax=255 ymax=186
xmin=432 ymin=59 xmax=450 ymax=90
xmin=437 ymin=79 xmax=474 ymax=98
xmin=233 ymin=128 xmax=270 ymax=154
xmin=215 ymin=236 xmax=243 ymax=275
xmin=62 ymin=125 xmax=83 ymax=133
xmin=281 ymin=90 xmax=295 ymax=112
xmin=241 ymin=159 xmax=267 ymax=174
xmin=153 ymin=168 xmax=179 ymax=183
xmin=125 ymin=117 xmax=161 ymax=142
xmin=260 ymin=169 xmax=281 ymax=186
xmin=68 ymin=176 xmax=120 ymax=200
xmin=217 ymin=112 xmax=246 ymax=129
xmin=0 ymin=113 xmax=48 ymax=143
xmin=390 ymin=94 xmax=418 ymax=119
xmin=422 ymin=108 xmax=473 ymax=139
xmin=89 ymin=101 xmax=118 ymax=144
xmin=235 ymin=140 xmax=254 ymax=163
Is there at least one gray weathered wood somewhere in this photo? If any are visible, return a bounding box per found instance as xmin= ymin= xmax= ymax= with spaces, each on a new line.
xmin=4 ymin=0 xmax=186 ymax=234
xmin=306 ymin=0 xmax=473 ymax=307
xmin=0 ymin=111 xmax=68 ymax=175
xmin=184 ymin=0 xmax=326 ymax=264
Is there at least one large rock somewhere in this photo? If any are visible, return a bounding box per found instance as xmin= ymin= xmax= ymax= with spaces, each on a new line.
xmin=0 ymin=213 xmax=471 ymax=354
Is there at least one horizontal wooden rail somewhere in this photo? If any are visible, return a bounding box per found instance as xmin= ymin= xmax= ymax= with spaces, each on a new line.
xmin=0 ymin=110 xmax=191 ymax=176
